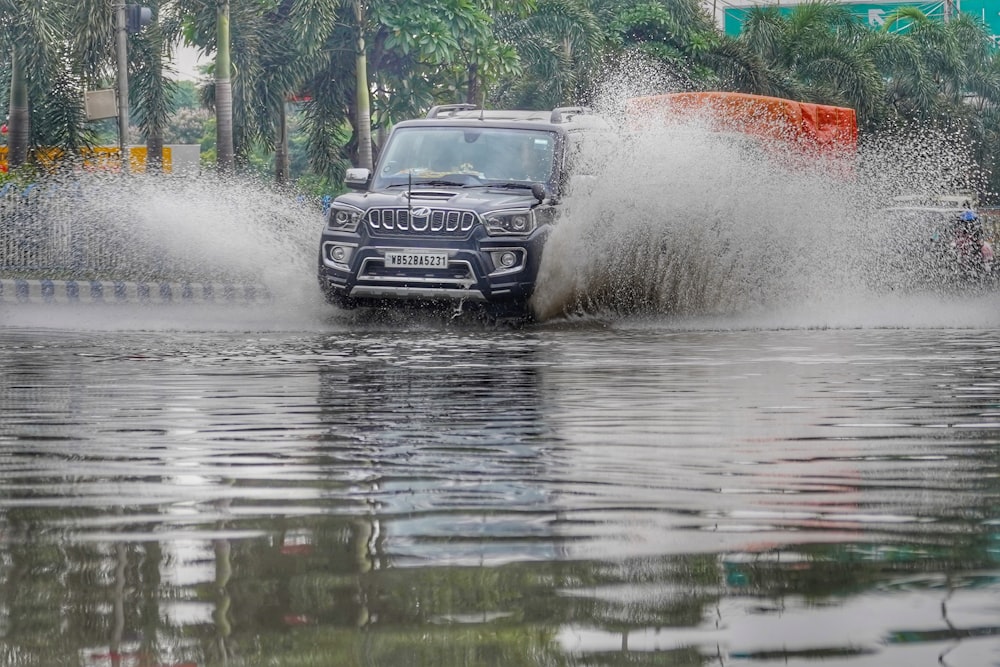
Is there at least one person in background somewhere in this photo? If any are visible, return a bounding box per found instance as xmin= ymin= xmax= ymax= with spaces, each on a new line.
xmin=951 ymin=210 xmax=994 ymax=277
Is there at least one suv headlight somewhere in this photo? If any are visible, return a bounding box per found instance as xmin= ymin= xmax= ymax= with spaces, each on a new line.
xmin=327 ymin=205 xmax=362 ymax=233
xmin=484 ymin=209 xmax=536 ymax=236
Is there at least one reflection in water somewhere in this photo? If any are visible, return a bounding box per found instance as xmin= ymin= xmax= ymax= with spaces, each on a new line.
xmin=314 ymin=333 xmax=560 ymax=567
xmin=0 ymin=326 xmax=998 ymax=666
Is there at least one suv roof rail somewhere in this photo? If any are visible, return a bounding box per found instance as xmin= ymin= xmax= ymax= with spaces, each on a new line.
xmin=426 ymin=103 xmax=479 ymax=119
xmin=550 ymin=106 xmax=592 ymax=123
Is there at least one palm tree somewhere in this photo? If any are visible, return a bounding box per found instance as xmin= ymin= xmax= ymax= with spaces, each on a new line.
xmin=127 ymin=0 xmax=182 ymax=171
xmin=175 ymin=0 xmax=236 ymax=170
xmin=5 ymin=45 xmax=30 ymax=168
xmin=175 ymin=0 xmax=349 ymax=179
xmin=183 ymin=0 xmax=340 ymax=181
xmin=854 ymin=25 xmax=932 ymax=128
xmin=603 ymin=0 xmax=720 ymax=88
xmin=1 ymin=0 xmax=78 ymax=167
xmin=297 ymin=13 xmax=354 ymax=179
xmin=699 ymin=35 xmax=804 ymax=101
xmin=351 ymin=0 xmax=373 ymax=170
xmin=296 ymin=0 xmax=519 ymax=176
xmin=266 ymin=0 xmax=342 ymax=182
xmin=491 ymin=0 xmax=603 ymax=109
xmin=214 ymin=0 xmax=235 ymax=170
xmin=5 ymin=0 xmax=183 ymax=173
xmin=447 ymin=0 xmax=533 ymax=107
xmin=66 ymin=0 xmax=177 ymax=170
xmin=728 ymin=2 xmax=888 ymax=128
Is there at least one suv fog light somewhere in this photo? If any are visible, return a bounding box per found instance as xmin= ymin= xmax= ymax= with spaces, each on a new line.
xmin=490 ymin=249 xmax=523 ymax=273
xmin=325 ymin=243 xmax=353 ymax=266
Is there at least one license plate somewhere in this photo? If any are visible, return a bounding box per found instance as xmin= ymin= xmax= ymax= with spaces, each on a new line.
xmin=384 ymin=251 xmax=448 ymax=268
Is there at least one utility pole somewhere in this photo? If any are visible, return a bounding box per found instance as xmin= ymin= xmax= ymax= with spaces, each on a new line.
xmin=115 ymin=0 xmax=130 ymax=172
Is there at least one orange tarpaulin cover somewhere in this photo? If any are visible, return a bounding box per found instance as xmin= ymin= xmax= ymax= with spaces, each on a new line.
xmin=627 ymin=91 xmax=858 ymax=155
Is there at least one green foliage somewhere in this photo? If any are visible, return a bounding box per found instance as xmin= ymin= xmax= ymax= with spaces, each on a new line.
xmin=0 ymin=162 xmax=39 ymax=187
xmin=163 ymin=107 xmax=213 ymax=144
xmin=9 ymin=0 xmax=1000 ymax=199
xmin=294 ymin=172 xmax=342 ymax=198
xmin=199 ymin=114 xmax=218 ymax=155
xmin=88 ymin=118 xmax=118 ymax=146
xmin=0 ymin=0 xmax=100 ymax=160
xmin=491 ymin=0 xmax=603 ymax=109
xmin=170 ymin=79 xmax=201 ymax=112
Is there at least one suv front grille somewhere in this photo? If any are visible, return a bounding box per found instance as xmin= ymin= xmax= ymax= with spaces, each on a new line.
xmin=366 ymin=208 xmax=478 ymax=235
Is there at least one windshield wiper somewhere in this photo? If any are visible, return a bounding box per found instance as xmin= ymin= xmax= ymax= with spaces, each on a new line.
xmin=493 ymin=181 xmax=549 ymax=204
xmin=413 ymin=179 xmax=468 ymax=187
xmin=489 ymin=182 xmax=536 ymax=190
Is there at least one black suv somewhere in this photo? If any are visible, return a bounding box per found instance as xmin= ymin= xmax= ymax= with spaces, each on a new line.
xmin=317 ymin=104 xmax=606 ymax=319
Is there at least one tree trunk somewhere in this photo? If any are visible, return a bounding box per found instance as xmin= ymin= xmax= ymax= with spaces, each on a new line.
xmin=353 ymin=0 xmax=373 ymax=171
xmin=115 ymin=1 xmax=130 ymax=171
xmin=215 ymin=0 xmax=235 ymax=172
xmin=275 ymin=101 xmax=289 ymax=183
xmin=145 ymin=25 xmax=165 ymax=173
xmin=466 ymin=63 xmax=481 ymax=107
xmin=7 ymin=46 xmax=30 ymax=168
xmin=146 ymin=132 xmax=164 ymax=173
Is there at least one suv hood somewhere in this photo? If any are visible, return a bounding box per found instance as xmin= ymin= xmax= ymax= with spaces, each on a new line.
xmin=338 ymin=187 xmax=539 ymax=215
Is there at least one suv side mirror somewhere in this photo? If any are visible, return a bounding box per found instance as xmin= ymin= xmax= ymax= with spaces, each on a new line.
xmin=531 ymin=182 xmax=547 ymax=205
xmin=344 ymin=168 xmax=371 ymax=190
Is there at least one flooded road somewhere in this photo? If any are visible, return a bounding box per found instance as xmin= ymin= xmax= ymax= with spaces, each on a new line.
xmin=1 ymin=306 xmax=999 ymax=667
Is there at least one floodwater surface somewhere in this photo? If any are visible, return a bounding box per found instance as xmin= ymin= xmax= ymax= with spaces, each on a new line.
xmin=1 ymin=309 xmax=999 ymax=667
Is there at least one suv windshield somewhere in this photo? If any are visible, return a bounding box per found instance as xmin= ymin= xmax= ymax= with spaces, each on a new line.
xmin=372 ymin=127 xmax=557 ymax=189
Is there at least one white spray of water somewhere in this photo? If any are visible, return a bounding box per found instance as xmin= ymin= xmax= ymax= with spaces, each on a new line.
xmin=7 ymin=75 xmax=1000 ymax=332
xmin=531 ymin=69 xmax=1000 ymax=327
xmin=532 ymin=121 xmax=866 ymax=320
xmin=72 ymin=172 xmax=320 ymax=295
xmin=2 ymin=171 xmax=336 ymax=330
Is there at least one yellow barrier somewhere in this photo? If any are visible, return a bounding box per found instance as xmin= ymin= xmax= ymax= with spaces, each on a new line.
xmin=0 ymin=145 xmax=173 ymax=173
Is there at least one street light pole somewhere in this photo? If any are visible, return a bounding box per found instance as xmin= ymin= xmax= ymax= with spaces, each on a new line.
xmin=115 ymin=0 xmax=130 ymax=171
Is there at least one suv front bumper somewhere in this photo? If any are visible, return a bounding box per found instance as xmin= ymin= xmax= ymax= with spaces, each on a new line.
xmin=318 ymin=230 xmax=548 ymax=307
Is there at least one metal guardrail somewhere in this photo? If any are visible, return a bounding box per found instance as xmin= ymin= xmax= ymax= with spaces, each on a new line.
xmin=0 ymin=278 xmax=271 ymax=304
xmin=0 ymin=180 xmax=250 ymax=283
xmin=1 ymin=181 xmax=131 ymax=278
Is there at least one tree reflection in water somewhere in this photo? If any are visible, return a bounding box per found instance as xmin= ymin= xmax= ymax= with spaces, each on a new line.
xmin=0 ymin=327 xmax=998 ymax=666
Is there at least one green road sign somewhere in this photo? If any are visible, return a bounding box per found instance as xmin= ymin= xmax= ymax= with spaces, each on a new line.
xmin=723 ymin=0 xmax=1000 ymax=41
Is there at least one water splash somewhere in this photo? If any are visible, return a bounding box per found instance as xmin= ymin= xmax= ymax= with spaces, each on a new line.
xmin=532 ymin=116 xmax=864 ymax=320
xmin=2 ymin=171 xmax=321 ymax=302
xmin=3 ymin=88 xmax=996 ymax=332
xmin=0 ymin=170 xmax=339 ymax=331
xmin=531 ymin=78 xmax=990 ymax=324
